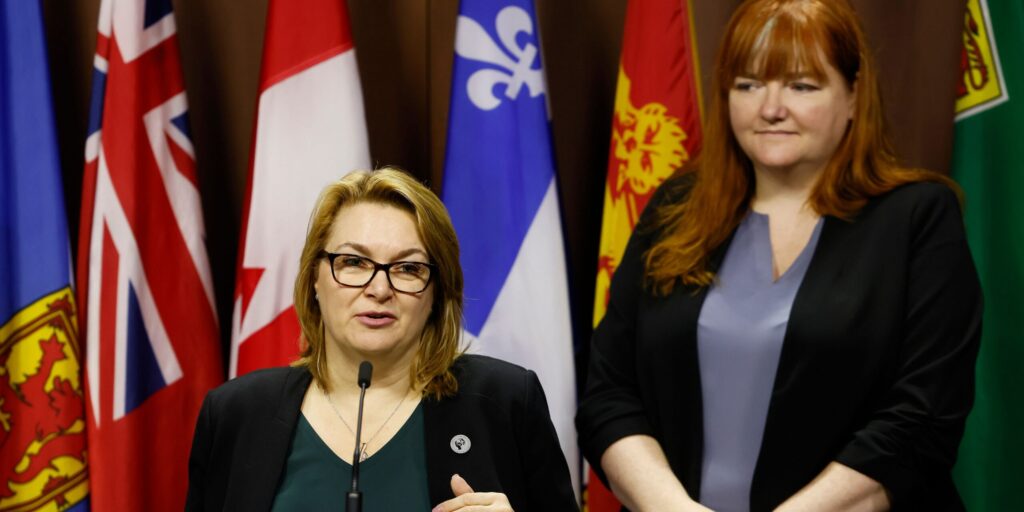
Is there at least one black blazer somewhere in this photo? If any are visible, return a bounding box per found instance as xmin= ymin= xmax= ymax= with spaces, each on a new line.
xmin=187 ymin=354 xmax=578 ymax=511
xmin=576 ymin=176 xmax=982 ymax=511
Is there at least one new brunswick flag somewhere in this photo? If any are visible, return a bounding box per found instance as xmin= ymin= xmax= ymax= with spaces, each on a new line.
xmin=0 ymin=1 xmax=89 ymax=509
xmin=950 ymin=0 xmax=1024 ymax=509
xmin=586 ymin=0 xmax=703 ymax=509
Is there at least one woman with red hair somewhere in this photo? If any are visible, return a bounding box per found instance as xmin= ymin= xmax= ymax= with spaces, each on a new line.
xmin=577 ymin=0 xmax=981 ymax=510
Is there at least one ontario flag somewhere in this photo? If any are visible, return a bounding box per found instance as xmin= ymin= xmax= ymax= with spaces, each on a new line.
xmin=76 ymin=0 xmax=223 ymax=510
xmin=230 ymin=0 xmax=370 ymax=377
xmin=586 ymin=0 xmax=703 ymax=509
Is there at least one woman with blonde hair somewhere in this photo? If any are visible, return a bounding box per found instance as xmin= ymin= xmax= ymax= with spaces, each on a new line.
xmin=187 ymin=168 xmax=577 ymax=511
xmin=577 ymin=0 xmax=981 ymax=510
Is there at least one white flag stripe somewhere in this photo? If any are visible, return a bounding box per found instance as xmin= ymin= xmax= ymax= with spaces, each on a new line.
xmin=470 ymin=179 xmax=580 ymax=497
xmin=92 ymin=148 xmax=183 ymax=422
xmin=109 ymin=0 xmax=175 ymax=63
xmin=142 ymin=92 xmax=216 ymax=314
xmin=86 ymin=144 xmax=107 ymax=426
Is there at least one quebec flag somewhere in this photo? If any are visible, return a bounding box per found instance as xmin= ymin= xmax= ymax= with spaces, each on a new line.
xmin=442 ymin=0 xmax=578 ymax=496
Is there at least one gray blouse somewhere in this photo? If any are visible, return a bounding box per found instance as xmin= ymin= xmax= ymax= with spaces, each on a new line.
xmin=696 ymin=211 xmax=823 ymax=511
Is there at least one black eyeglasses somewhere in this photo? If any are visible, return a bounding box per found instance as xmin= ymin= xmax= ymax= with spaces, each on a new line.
xmin=322 ymin=251 xmax=436 ymax=294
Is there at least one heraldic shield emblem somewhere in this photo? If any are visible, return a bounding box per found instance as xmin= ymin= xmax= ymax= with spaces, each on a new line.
xmin=956 ymin=0 xmax=1009 ymax=120
xmin=0 ymin=287 xmax=88 ymax=510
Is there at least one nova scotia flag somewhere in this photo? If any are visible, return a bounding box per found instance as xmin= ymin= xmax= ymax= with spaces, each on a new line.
xmin=443 ymin=0 xmax=578 ymax=497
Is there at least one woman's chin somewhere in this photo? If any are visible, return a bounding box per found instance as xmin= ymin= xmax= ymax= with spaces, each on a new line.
xmin=750 ymin=155 xmax=801 ymax=172
xmin=337 ymin=336 xmax=415 ymax=362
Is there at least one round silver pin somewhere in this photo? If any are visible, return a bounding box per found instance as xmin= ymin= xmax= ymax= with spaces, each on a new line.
xmin=450 ymin=434 xmax=471 ymax=454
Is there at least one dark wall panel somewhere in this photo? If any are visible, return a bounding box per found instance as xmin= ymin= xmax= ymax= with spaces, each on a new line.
xmin=42 ymin=0 xmax=963 ymax=368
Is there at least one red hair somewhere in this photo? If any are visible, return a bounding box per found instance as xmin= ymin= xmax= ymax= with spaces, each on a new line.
xmin=645 ymin=0 xmax=955 ymax=294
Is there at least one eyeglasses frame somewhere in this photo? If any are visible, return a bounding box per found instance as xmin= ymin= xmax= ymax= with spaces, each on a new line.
xmin=321 ymin=251 xmax=437 ymax=294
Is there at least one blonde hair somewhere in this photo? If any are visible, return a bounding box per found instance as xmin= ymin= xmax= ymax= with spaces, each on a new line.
xmin=293 ymin=167 xmax=463 ymax=398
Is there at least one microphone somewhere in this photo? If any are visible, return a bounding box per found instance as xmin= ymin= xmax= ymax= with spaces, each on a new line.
xmin=358 ymin=361 xmax=372 ymax=388
xmin=346 ymin=361 xmax=372 ymax=512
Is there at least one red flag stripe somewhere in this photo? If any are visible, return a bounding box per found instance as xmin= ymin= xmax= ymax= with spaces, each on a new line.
xmin=97 ymin=226 xmax=118 ymax=430
xmin=259 ymin=0 xmax=355 ymax=92
xmin=166 ymin=131 xmax=199 ymax=189
xmin=235 ymin=308 xmax=302 ymax=374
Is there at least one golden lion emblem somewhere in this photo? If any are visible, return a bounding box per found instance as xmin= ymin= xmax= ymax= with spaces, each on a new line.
xmin=610 ymin=67 xmax=689 ymax=202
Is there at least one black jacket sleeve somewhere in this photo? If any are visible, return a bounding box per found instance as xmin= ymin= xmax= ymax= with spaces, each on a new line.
xmin=834 ymin=184 xmax=982 ymax=507
xmin=186 ymin=394 xmax=214 ymax=511
xmin=575 ymin=175 xmax=692 ymax=484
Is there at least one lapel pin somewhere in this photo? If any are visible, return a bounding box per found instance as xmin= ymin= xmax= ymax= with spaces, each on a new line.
xmin=450 ymin=434 xmax=471 ymax=454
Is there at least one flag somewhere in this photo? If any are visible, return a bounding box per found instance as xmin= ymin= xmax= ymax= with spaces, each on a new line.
xmin=0 ymin=1 xmax=89 ymax=509
xmin=77 ymin=0 xmax=223 ymax=509
xmin=230 ymin=0 xmax=370 ymax=377
xmin=587 ymin=0 xmax=704 ymax=508
xmin=951 ymin=0 xmax=1024 ymax=509
xmin=442 ymin=0 xmax=579 ymax=498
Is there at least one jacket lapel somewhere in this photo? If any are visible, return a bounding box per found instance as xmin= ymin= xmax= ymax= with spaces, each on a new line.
xmin=232 ymin=367 xmax=311 ymax=511
xmin=422 ymin=396 xmax=453 ymax=504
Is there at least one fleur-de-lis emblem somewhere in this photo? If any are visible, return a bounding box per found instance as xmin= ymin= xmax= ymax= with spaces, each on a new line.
xmin=455 ymin=6 xmax=545 ymax=110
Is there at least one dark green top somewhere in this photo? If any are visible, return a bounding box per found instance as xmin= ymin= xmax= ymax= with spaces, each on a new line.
xmin=271 ymin=402 xmax=431 ymax=511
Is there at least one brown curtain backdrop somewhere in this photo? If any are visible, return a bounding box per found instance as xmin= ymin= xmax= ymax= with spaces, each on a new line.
xmin=41 ymin=0 xmax=963 ymax=371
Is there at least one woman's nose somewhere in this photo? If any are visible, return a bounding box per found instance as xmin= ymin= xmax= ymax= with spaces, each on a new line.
xmin=759 ymin=84 xmax=787 ymax=122
xmin=363 ymin=268 xmax=394 ymax=299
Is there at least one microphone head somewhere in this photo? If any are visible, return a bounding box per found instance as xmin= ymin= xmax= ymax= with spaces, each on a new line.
xmin=357 ymin=361 xmax=373 ymax=388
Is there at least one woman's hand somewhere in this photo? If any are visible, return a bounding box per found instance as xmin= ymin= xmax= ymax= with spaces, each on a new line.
xmin=432 ymin=474 xmax=514 ymax=512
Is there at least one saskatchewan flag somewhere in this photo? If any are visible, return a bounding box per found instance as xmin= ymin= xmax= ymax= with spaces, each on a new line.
xmin=950 ymin=0 xmax=1024 ymax=509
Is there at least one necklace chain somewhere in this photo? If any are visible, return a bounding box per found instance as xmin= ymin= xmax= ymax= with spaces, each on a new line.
xmin=322 ymin=385 xmax=409 ymax=462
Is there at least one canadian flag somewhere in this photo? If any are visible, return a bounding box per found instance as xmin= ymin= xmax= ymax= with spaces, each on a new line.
xmin=230 ymin=0 xmax=370 ymax=377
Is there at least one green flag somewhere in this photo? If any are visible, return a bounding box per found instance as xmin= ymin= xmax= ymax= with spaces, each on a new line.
xmin=951 ymin=0 xmax=1024 ymax=509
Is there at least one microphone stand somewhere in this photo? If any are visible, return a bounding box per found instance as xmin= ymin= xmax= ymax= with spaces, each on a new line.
xmin=346 ymin=362 xmax=372 ymax=512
